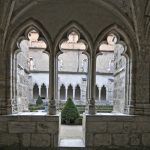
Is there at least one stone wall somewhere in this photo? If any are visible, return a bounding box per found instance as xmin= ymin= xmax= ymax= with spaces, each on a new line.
xmin=83 ymin=114 xmax=150 ymax=150
xmin=0 ymin=115 xmax=60 ymax=149
xmin=113 ymin=43 xmax=126 ymax=113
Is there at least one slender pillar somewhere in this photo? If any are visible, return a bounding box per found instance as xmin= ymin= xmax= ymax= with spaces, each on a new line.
xmin=39 ymin=85 xmax=41 ymax=96
xmin=106 ymin=87 xmax=108 ymax=102
xmin=99 ymin=87 xmax=101 ymax=103
xmin=73 ymin=87 xmax=75 ymax=100
xmin=48 ymin=53 xmax=56 ymax=115
xmin=65 ymin=87 xmax=68 ymax=100
xmin=88 ymin=54 xmax=96 ymax=114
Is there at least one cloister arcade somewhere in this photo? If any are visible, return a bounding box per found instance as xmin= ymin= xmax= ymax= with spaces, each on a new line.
xmin=1 ymin=1 xmax=150 ymax=149
xmin=9 ymin=24 xmax=130 ymax=115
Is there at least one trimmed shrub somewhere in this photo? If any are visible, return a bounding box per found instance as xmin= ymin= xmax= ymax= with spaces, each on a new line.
xmin=61 ymin=97 xmax=80 ymax=124
xmin=36 ymin=95 xmax=43 ymax=105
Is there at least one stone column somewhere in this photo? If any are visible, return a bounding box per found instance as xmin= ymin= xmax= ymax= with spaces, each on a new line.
xmin=0 ymin=51 xmax=10 ymax=115
xmin=48 ymin=53 xmax=56 ymax=115
xmin=99 ymin=87 xmax=101 ymax=103
xmin=88 ymin=54 xmax=96 ymax=114
xmin=39 ymin=85 xmax=41 ymax=96
xmin=5 ymin=50 xmax=13 ymax=114
xmin=58 ymin=86 xmax=60 ymax=101
xmin=73 ymin=87 xmax=75 ymax=100
xmin=65 ymin=86 xmax=68 ymax=100
xmin=106 ymin=87 xmax=108 ymax=102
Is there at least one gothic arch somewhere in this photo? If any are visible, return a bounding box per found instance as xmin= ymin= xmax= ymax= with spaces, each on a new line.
xmin=60 ymin=84 xmax=66 ymax=100
xmin=7 ymin=18 xmax=52 ymax=54
xmin=75 ymin=84 xmax=81 ymax=100
xmin=4 ymin=18 xmax=52 ymax=114
xmin=101 ymin=85 xmax=106 ymax=101
xmin=33 ymin=83 xmax=39 ymax=99
xmin=67 ymin=84 xmax=73 ymax=99
xmin=53 ymin=21 xmax=93 ymax=55
xmin=94 ymin=24 xmax=138 ymax=59
xmin=94 ymin=24 xmax=137 ymax=114
xmin=54 ymin=21 xmax=93 ymax=102
xmin=41 ymin=83 xmax=47 ymax=99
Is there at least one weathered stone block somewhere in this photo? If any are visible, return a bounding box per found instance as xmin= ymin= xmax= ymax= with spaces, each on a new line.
xmin=86 ymin=133 xmax=93 ymax=146
xmin=94 ymin=134 xmax=111 ymax=146
xmin=142 ymin=133 xmax=150 ymax=146
xmin=45 ymin=115 xmax=60 ymax=122
xmin=37 ymin=122 xmax=58 ymax=133
xmin=0 ymin=134 xmax=19 ymax=145
xmin=87 ymin=122 xmax=107 ymax=133
xmin=123 ymin=122 xmax=137 ymax=133
xmin=8 ymin=122 xmax=35 ymax=133
xmin=22 ymin=134 xmax=31 ymax=147
xmin=112 ymin=134 xmax=129 ymax=146
xmin=130 ymin=134 xmax=140 ymax=146
xmin=31 ymin=134 xmax=51 ymax=147
xmin=0 ymin=122 xmax=7 ymax=133
xmin=108 ymin=122 xmax=123 ymax=133
xmin=31 ymin=116 xmax=46 ymax=122
xmin=137 ymin=123 xmax=150 ymax=133
xmin=17 ymin=116 xmax=32 ymax=122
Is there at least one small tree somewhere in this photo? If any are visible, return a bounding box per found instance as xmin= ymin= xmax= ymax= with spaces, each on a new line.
xmin=61 ymin=97 xmax=80 ymax=124
xmin=36 ymin=95 xmax=43 ymax=105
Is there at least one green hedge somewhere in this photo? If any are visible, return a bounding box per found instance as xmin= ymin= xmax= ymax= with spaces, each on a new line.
xmin=59 ymin=104 xmax=113 ymax=114
xmin=36 ymin=96 xmax=43 ymax=105
xmin=61 ymin=97 xmax=80 ymax=124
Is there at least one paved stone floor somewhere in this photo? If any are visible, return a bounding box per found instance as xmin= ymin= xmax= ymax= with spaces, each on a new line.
xmin=59 ymin=125 xmax=85 ymax=147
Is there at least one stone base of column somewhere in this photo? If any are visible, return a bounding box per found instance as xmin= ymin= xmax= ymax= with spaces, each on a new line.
xmin=124 ymin=105 xmax=135 ymax=115
xmin=88 ymin=104 xmax=96 ymax=115
xmin=0 ymin=99 xmax=13 ymax=115
xmin=48 ymin=105 xmax=57 ymax=115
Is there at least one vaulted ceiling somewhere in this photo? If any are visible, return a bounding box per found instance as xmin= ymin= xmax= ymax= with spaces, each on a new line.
xmin=0 ymin=0 xmax=149 ymax=54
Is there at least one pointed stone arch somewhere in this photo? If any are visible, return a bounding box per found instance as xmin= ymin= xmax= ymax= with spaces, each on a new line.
xmin=54 ymin=21 xmax=93 ymax=55
xmin=95 ymin=24 xmax=138 ymax=60
xmin=54 ymin=21 xmax=93 ymax=106
xmin=101 ymin=85 xmax=106 ymax=101
xmin=75 ymin=84 xmax=81 ymax=100
xmin=33 ymin=83 xmax=39 ymax=99
xmin=4 ymin=18 xmax=52 ymax=114
xmin=67 ymin=84 xmax=73 ymax=99
xmin=8 ymin=18 xmax=52 ymax=54
xmin=60 ymin=84 xmax=66 ymax=100
xmin=94 ymin=24 xmax=137 ymax=114
xmin=41 ymin=83 xmax=47 ymax=99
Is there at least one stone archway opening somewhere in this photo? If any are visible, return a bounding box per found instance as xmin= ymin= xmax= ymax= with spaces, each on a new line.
xmin=33 ymin=83 xmax=39 ymax=99
xmin=75 ymin=85 xmax=81 ymax=100
xmin=60 ymin=84 xmax=66 ymax=100
xmin=101 ymin=85 xmax=106 ymax=101
xmin=13 ymin=28 xmax=49 ymax=113
xmin=57 ymin=29 xmax=89 ymax=147
xmin=67 ymin=84 xmax=73 ymax=99
xmin=96 ymin=33 xmax=128 ymax=113
xmin=41 ymin=83 xmax=47 ymax=99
